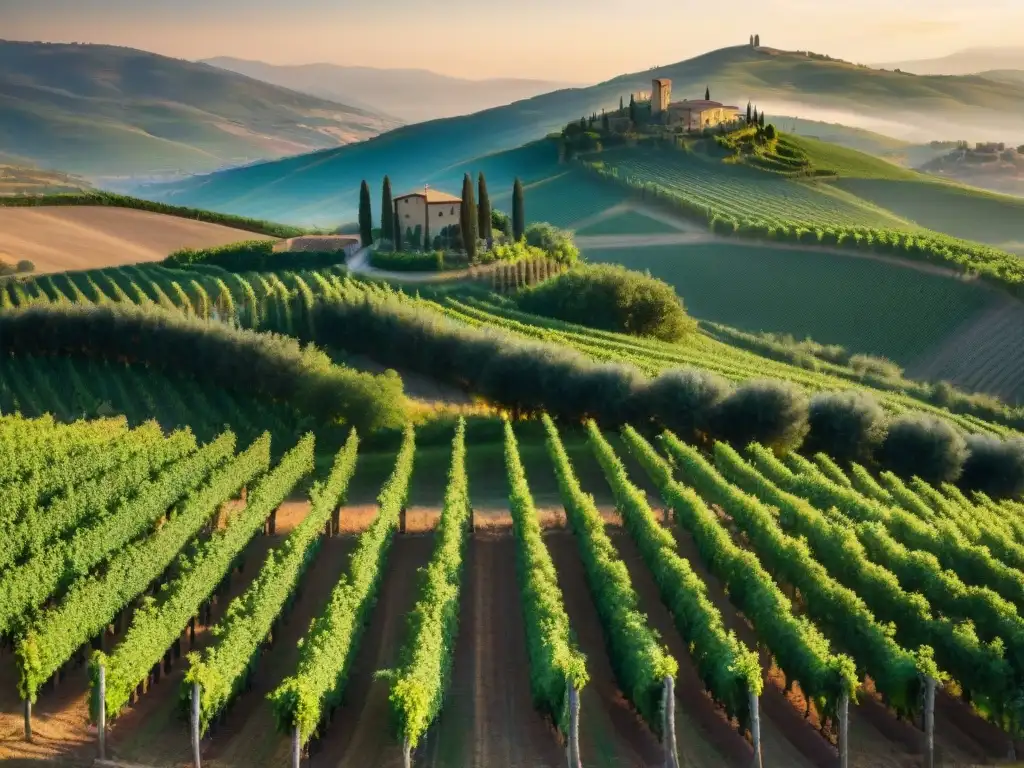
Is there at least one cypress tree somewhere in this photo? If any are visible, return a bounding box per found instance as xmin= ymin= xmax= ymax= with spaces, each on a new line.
xmin=512 ymin=178 xmax=525 ymax=242
xmin=380 ymin=176 xmax=394 ymax=245
xmin=477 ymin=172 xmax=492 ymax=245
xmin=358 ymin=180 xmax=373 ymax=247
xmin=759 ymin=111 xmax=766 ymax=128
xmin=628 ymin=94 xmax=636 ymax=123
xmin=705 ymin=85 xmax=710 ymax=101
xmin=746 ymin=102 xmax=752 ymax=124
xmin=619 ymin=96 xmax=625 ymax=115
xmin=460 ymin=173 xmax=478 ymax=261
xmin=755 ymin=34 xmax=760 ymax=47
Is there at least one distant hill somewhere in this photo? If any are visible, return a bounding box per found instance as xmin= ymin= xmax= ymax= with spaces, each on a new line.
xmin=201 ymin=57 xmax=580 ymax=124
xmin=142 ymin=44 xmax=1024 ymax=225
xmin=877 ymin=46 xmax=1024 ymax=75
xmin=0 ymin=40 xmax=400 ymax=178
xmin=0 ymin=164 xmax=92 ymax=196
xmin=978 ymin=70 xmax=1024 ymax=85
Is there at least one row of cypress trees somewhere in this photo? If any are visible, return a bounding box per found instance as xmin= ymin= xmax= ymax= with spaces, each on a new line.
xmin=357 ymin=174 xmax=526 ymax=254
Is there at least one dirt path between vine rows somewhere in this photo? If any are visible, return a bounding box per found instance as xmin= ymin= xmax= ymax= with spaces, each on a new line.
xmin=415 ymin=530 xmax=568 ymax=768
xmin=309 ymin=533 xmax=435 ymax=768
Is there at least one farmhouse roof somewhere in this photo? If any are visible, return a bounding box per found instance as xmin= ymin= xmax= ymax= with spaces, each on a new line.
xmin=394 ymin=188 xmax=462 ymax=204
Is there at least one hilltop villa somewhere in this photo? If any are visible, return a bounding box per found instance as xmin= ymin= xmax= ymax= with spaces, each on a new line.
xmin=394 ymin=186 xmax=462 ymax=235
xmin=650 ymin=78 xmax=740 ymax=130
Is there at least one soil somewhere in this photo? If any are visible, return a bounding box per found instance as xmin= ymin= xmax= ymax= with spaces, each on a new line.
xmin=0 ymin=206 xmax=276 ymax=274
xmin=416 ymin=530 xmax=567 ymax=768
xmin=309 ymin=533 xmax=436 ymax=768
xmin=545 ymin=529 xmax=666 ymax=768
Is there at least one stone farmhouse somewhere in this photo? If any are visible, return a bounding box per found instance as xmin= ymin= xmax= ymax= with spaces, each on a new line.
xmin=394 ymin=186 xmax=462 ymax=237
xmin=650 ymin=78 xmax=740 ymax=130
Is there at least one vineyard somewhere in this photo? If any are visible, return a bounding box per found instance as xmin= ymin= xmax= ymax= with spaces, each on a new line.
xmin=1 ymin=259 xmax=1021 ymax=439
xmin=591 ymin=147 xmax=906 ymax=229
xmin=4 ymin=406 xmax=1024 ymax=768
xmin=2 ymin=185 xmax=1024 ymax=766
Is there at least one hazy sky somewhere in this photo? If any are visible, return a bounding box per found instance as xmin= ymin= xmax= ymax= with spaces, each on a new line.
xmin=2 ymin=0 xmax=1022 ymax=81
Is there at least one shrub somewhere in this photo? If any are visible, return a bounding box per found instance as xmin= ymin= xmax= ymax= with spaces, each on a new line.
xmin=492 ymin=209 xmax=511 ymax=236
xmin=15 ymin=260 xmax=34 ymax=274
xmin=876 ymin=414 xmax=967 ymax=484
xmin=523 ymin=223 xmax=580 ymax=265
xmin=959 ymin=435 xmax=1024 ymax=499
xmin=849 ymin=354 xmax=903 ymax=381
xmin=638 ymin=368 xmax=731 ymax=441
xmin=165 ymin=241 xmax=344 ymax=273
xmin=370 ymin=250 xmax=456 ymax=272
xmin=708 ymin=380 xmax=810 ymax=453
xmin=517 ymin=264 xmax=696 ymax=342
xmin=803 ymin=391 xmax=887 ymax=464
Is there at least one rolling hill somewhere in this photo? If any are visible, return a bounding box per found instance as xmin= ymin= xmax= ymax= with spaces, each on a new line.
xmin=143 ymin=44 xmax=1024 ymax=225
xmin=877 ymin=46 xmax=1024 ymax=76
xmin=201 ymin=57 xmax=580 ymax=124
xmin=0 ymin=40 xmax=400 ymax=178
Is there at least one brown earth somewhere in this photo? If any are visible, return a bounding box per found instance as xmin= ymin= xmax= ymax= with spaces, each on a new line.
xmin=309 ymin=533 xmax=435 ymax=768
xmin=0 ymin=206 xmax=276 ymax=274
xmin=416 ymin=529 xmax=567 ymax=768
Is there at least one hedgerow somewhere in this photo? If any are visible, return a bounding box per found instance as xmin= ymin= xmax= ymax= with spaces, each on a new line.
xmin=0 ymin=303 xmax=406 ymax=432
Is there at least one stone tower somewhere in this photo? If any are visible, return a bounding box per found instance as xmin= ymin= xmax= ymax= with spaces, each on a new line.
xmin=652 ymin=78 xmax=671 ymax=117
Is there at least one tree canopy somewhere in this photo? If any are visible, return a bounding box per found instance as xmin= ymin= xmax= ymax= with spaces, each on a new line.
xmin=517 ymin=263 xmax=693 ymax=341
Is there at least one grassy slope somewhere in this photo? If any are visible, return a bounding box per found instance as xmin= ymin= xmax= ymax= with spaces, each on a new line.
xmin=141 ymin=45 xmax=1024 ymax=225
xmin=830 ymin=178 xmax=1024 ymax=246
xmin=0 ymin=41 xmax=399 ymax=176
xmin=583 ymin=241 xmax=993 ymax=366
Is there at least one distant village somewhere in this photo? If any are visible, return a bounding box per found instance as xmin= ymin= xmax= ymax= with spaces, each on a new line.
xmin=560 ymin=35 xmax=770 ymax=156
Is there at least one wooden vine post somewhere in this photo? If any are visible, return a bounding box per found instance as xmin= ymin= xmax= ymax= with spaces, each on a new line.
xmin=924 ymin=675 xmax=936 ymax=768
xmin=291 ymin=723 xmax=301 ymax=768
xmin=662 ymin=676 xmax=680 ymax=768
xmin=748 ymin=688 xmax=763 ymax=768
xmin=566 ymin=682 xmax=582 ymax=768
xmin=191 ymin=680 xmax=202 ymax=768
xmin=97 ymin=662 xmax=106 ymax=760
xmin=23 ymin=697 xmax=31 ymax=743
xmin=838 ymin=690 xmax=849 ymax=768
xmin=399 ymin=506 xmax=407 ymax=535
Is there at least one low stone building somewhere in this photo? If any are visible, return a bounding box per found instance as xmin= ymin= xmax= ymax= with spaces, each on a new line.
xmin=394 ymin=186 xmax=462 ymax=241
xmin=666 ymin=99 xmax=741 ymax=130
xmin=644 ymin=78 xmax=740 ymax=131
